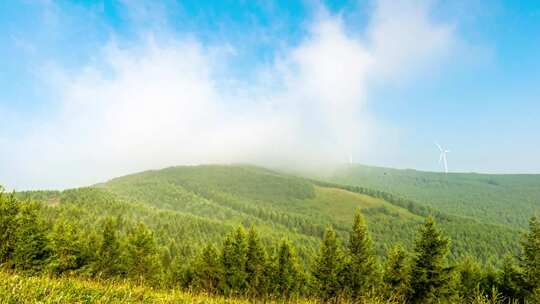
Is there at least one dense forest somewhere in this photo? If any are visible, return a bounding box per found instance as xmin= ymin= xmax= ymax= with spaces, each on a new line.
xmin=14 ymin=165 xmax=523 ymax=264
xmin=1 ymin=164 xmax=540 ymax=303
xmin=316 ymin=164 xmax=540 ymax=229
xmin=1 ymin=187 xmax=540 ymax=303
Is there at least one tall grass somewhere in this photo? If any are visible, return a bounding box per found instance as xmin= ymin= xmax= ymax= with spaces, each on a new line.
xmin=0 ymin=271 xmax=520 ymax=303
xmin=0 ymin=271 xmax=252 ymax=303
xmin=0 ymin=271 xmax=393 ymax=303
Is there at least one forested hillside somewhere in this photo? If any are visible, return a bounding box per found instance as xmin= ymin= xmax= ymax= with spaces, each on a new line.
xmin=2 ymin=180 xmax=540 ymax=303
xmin=317 ymin=164 xmax=540 ymax=229
xmin=14 ymin=165 xmax=523 ymax=264
xmin=2 ymin=164 xmax=540 ymax=303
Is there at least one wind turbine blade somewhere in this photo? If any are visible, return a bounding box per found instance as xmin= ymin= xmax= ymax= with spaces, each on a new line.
xmin=439 ymin=153 xmax=444 ymax=164
xmin=435 ymin=142 xmax=443 ymax=152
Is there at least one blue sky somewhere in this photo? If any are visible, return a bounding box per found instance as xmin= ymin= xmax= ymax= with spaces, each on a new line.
xmin=1 ymin=0 xmax=539 ymax=189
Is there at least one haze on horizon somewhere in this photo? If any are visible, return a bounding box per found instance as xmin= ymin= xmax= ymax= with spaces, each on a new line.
xmin=1 ymin=0 xmax=539 ymax=190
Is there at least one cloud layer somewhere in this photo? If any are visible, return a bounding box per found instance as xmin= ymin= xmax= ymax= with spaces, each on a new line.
xmin=1 ymin=0 xmax=456 ymax=189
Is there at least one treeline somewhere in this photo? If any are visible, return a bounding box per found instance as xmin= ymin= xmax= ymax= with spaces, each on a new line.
xmin=1 ymin=189 xmax=540 ymax=303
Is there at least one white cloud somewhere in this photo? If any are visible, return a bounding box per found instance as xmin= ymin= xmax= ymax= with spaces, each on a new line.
xmin=0 ymin=0 xmax=457 ymax=189
xmin=368 ymin=0 xmax=455 ymax=83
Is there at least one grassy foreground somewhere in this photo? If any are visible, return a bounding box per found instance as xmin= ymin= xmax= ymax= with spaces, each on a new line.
xmin=0 ymin=271 xmax=510 ymax=304
xmin=0 ymin=271 xmax=265 ymax=304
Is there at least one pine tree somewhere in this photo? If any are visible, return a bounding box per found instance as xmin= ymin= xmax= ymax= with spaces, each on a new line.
xmin=175 ymin=258 xmax=195 ymax=289
xmin=47 ymin=218 xmax=83 ymax=275
xmin=408 ymin=216 xmax=452 ymax=304
xmin=344 ymin=210 xmax=379 ymax=298
xmin=519 ymin=215 xmax=540 ymax=296
xmin=160 ymin=246 xmax=173 ymax=273
xmin=95 ymin=217 xmax=125 ymax=277
xmin=479 ymin=263 xmax=499 ymax=298
xmin=11 ymin=201 xmax=49 ymax=272
xmin=273 ymin=239 xmax=303 ymax=298
xmin=125 ymin=222 xmax=161 ymax=285
xmin=498 ymin=255 xmax=526 ymax=302
xmin=456 ymin=256 xmax=483 ymax=301
xmin=220 ymin=226 xmax=248 ymax=295
xmin=0 ymin=190 xmax=19 ymax=263
xmin=383 ymin=244 xmax=410 ymax=300
xmin=193 ymin=244 xmax=221 ymax=293
xmin=312 ymin=227 xmax=344 ymax=301
xmin=263 ymin=244 xmax=279 ymax=296
xmin=245 ymin=226 xmax=267 ymax=296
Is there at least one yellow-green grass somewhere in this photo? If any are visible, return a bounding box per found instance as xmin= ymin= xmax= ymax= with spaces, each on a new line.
xmin=0 ymin=271 xmax=506 ymax=304
xmin=0 ymin=271 xmax=390 ymax=304
xmin=0 ymin=271 xmax=307 ymax=304
xmin=305 ymin=186 xmax=422 ymax=226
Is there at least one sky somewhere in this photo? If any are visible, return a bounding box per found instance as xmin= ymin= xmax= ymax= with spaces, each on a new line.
xmin=1 ymin=0 xmax=539 ymax=190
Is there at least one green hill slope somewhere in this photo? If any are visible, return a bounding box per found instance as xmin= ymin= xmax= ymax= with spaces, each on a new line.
xmin=18 ymin=164 xmax=522 ymax=263
xmin=312 ymin=164 xmax=540 ymax=229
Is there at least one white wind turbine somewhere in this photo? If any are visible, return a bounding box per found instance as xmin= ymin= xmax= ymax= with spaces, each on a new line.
xmin=435 ymin=143 xmax=450 ymax=174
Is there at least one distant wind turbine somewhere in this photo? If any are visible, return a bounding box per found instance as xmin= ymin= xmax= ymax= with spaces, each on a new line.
xmin=435 ymin=142 xmax=450 ymax=174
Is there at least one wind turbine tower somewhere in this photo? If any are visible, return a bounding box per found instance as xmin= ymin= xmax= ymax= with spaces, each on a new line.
xmin=435 ymin=143 xmax=450 ymax=174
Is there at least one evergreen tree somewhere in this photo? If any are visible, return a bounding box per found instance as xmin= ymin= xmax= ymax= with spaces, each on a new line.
xmin=263 ymin=244 xmax=279 ymax=296
xmin=456 ymin=256 xmax=483 ymax=301
xmin=245 ymin=226 xmax=267 ymax=296
xmin=159 ymin=244 xmax=173 ymax=271
xmin=408 ymin=216 xmax=452 ymax=304
xmin=344 ymin=210 xmax=379 ymax=298
xmin=220 ymin=226 xmax=248 ymax=295
xmin=11 ymin=201 xmax=49 ymax=272
xmin=193 ymin=244 xmax=221 ymax=293
xmin=0 ymin=189 xmax=19 ymax=263
xmin=519 ymin=216 xmax=540 ymax=295
xmin=47 ymin=219 xmax=83 ymax=275
xmin=498 ymin=255 xmax=526 ymax=302
xmin=125 ymin=222 xmax=161 ymax=284
xmin=95 ymin=217 xmax=125 ymax=277
xmin=175 ymin=258 xmax=195 ymax=289
xmin=273 ymin=239 xmax=303 ymax=298
xmin=383 ymin=244 xmax=410 ymax=300
xmin=479 ymin=263 xmax=499 ymax=298
xmin=312 ymin=227 xmax=344 ymax=301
